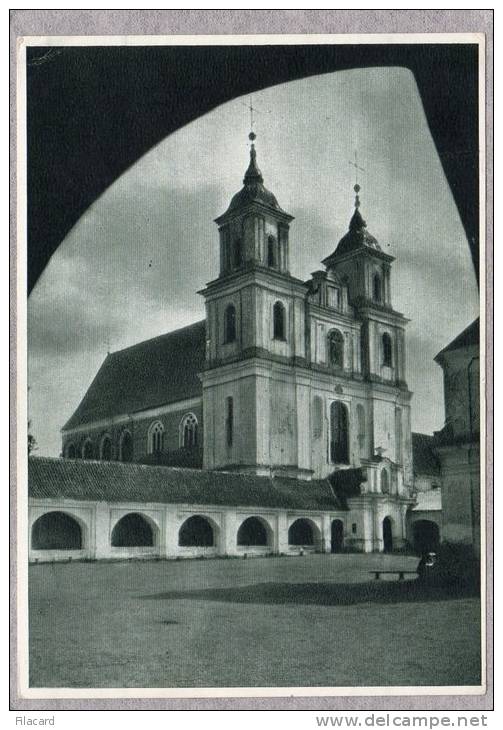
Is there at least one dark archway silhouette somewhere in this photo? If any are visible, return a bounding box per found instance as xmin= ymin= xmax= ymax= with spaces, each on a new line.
xmin=32 ymin=511 xmax=82 ymax=550
xmin=237 ymin=517 xmax=270 ymax=547
xmin=111 ymin=513 xmax=154 ymax=547
xmin=178 ymin=515 xmax=215 ymax=547
xmin=288 ymin=519 xmax=316 ymax=546
xmin=383 ymin=517 xmax=393 ymax=553
xmin=331 ymin=519 xmax=344 ymax=553
xmin=412 ymin=520 xmax=440 ymax=555
xmin=26 ymin=43 xmax=480 ymax=294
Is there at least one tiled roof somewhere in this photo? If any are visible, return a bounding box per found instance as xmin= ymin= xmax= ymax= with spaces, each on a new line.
xmin=435 ymin=318 xmax=479 ymax=361
xmin=63 ymin=320 xmax=205 ymax=431
xmin=28 ymin=457 xmax=349 ymax=511
xmin=412 ymin=432 xmax=441 ymax=476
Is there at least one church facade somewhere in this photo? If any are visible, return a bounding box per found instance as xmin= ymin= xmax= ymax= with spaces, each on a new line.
xmin=30 ymin=136 xmax=417 ymax=561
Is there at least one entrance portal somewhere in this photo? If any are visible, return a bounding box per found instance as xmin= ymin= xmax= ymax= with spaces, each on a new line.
xmin=382 ymin=517 xmax=393 ymax=553
xmin=331 ymin=520 xmax=344 ymax=553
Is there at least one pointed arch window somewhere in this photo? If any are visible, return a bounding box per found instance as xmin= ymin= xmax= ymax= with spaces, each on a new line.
xmin=180 ymin=413 xmax=198 ymax=449
xmin=100 ymin=434 xmax=112 ymax=461
xmin=373 ymin=273 xmax=382 ymax=303
xmin=120 ymin=430 xmax=133 ymax=462
xmin=330 ymin=401 xmax=349 ymax=464
xmin=148 ymin=421 xmax=164 ymax=455
xmin=82 ymin=439 xmax=93 ymax=460
xmin=224 ymin=304 xmax=236 ymax=344
xmin=382 ymin=332 xmax=393 ymax=366
xmin=273 ymin=301 xmax=286 ymax=340
xmin=328 ymin=329 xmax=344 ymax=369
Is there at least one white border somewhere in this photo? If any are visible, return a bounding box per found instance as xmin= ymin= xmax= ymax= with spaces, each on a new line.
xmin=16 ymin=32 xmax=487 ymax=700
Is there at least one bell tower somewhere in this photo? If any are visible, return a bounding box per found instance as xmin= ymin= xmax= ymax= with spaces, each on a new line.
xmin=199 ymin=133 xmax=309 ymax=476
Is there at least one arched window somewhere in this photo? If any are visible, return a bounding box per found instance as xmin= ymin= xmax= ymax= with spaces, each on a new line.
xmin=120 ymin=430 xmax=133 ymax=462
xmin=65 ymin=443 xmax=76 ymax=459
xmin=312 ymin=396 xmax=323 ymax=439
xmin=382 ymin=332 xmax=393 ymax=366
xmin=148 ymin=421 xmax=164 ymax=454
xmin=373 ymin=273 xmax=382 ymax=303
xmin=395 ymin=408 xmax=402 ymax=464
xmin=234 ymin=238 xmax=243 ymax=268
xmin=273 ymin=301 xmax=286 ymax=340
xmin=381 ymin=469 xmax=390 ymax=494
xmin=32 ymin=512 xmax=82 ymax=550
xmin=237 ymin=517 xmax=270 ymax=547
xmin=100 ymin=435 xmax=112 ymax=461
xmin=328 ymin=329 xmax=344 ymax=369
xmin=267 ymin=236 xmax=276 ymax=267
xmin=330 ymin=401 xmax=349 ymax=464
xmin=180 ymin=413 xmax=198 ymax=448
xmin=82 ymin=439 xmax=93 ymax=460
xmin=224 ymin=304 xmax=236 ymax=343
xmin=179 ymin=515 xmax=215 ymax=547
xmin=356 ymin=404 xmax=366 ymax=457
xmin=111 ymin=513 xmax=154 ymax=547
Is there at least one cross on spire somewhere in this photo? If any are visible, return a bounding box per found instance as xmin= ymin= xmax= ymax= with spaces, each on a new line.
xmin=242 ymin=96 xmax=259 ymax=141
xmin=349 ymin=150 xmax=365 ymax=186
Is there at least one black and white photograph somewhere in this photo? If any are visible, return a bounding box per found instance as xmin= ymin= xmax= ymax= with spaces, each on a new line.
xmin=12 ymin=16 xmax=491 ymax=707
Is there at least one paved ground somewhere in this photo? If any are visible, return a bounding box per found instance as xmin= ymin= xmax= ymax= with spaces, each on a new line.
xmin=29 ymin=553 xmax=481 ymax=688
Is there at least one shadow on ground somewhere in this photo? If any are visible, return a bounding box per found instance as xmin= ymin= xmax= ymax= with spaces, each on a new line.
xmin=140 ymin=580 xmax=479 ymax=607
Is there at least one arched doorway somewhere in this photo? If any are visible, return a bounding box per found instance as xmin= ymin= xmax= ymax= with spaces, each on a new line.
xmin=111 ymin=513 xmax=154 ymax=547
xmin=178 ymin=515 xmax=215 ymax=547
xmin=412 ymin=520 xmax=440 ymax=555
xmin=382 ymin=517 xmax=393 ymax=553
xmin=331 ymin=520 xmax=344 ymax=553
xmin=31 ymin=511 xmax=83 ymax=550
xmin=237 ymin=517 xmax=270 ymax=547
xmin=288 ymin=518 xmax=318 ymax=547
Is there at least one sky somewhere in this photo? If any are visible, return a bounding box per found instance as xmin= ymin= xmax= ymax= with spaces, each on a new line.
xmin=28 ymin=66 xmax=479 ymax=456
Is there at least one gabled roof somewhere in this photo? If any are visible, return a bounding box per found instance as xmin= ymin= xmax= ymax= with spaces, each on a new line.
xmin=412 ymin=432 xmax=441 ymax=476
xmin=28 ymin=457 xmax=348 ymax=512
xmin=63 ymin=320 xmax=206 ymax=431
xmin=435 ymin=318 xmax=479 ymax=361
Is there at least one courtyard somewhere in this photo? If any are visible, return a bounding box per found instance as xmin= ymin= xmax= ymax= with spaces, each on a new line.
xmin=29 ymin=553 xmax=481 ymax=689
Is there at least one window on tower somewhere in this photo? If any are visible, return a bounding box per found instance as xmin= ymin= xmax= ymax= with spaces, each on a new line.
xmin=382 ymin=332 xmax=393 ymax=366
xmin=224 ymin=304 xmax=236 ymax=343
xmin=328 ymin=329 xmax=344 ymax=369
xmin=267 ymin=236 xmax=276 ymax=268
xmin=373 ymin=273 xmax=383 ymax=303
xmin=327 ymin=286 xmax=341 ymax=309
xmin=234 ymin=238 xmax=243 ymax=268
xmin=273 ymin=301 xmax=286 ymax=340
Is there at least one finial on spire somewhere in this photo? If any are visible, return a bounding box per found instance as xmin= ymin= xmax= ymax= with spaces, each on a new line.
xmin=354 ymin=183 xmax=361 ymax=209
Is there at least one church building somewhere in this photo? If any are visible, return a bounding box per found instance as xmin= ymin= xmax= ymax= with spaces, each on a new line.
xmin=29 ymin=133 xmax=417 ymax=561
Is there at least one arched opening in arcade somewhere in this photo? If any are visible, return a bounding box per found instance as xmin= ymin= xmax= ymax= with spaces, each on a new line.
xmin=111 ymin=513 xmax=155 ymax=548
xmin=178 ymin=515 xmax=216 ymax=548
xmin=237 ymin=516 xmax=272 ymax=547
xmin=382 ymin=516 xmax=393 ymax=553
xmin=288 ymin=518 xmax=320 ymax=549
xmin=331 ymin=519 xmax=344 ymax=553
xmin=412 ymin=520 xmax=440 ymax=555
xmin=31 ymin=511 xmax=83 ymax=551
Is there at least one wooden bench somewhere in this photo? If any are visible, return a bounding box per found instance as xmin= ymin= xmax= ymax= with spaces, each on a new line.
xmin=370 ymin=570 xmax=418 ymax=581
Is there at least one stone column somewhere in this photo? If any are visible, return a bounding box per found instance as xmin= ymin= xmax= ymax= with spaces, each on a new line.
xmin=276 ymin=512 xmax=289 ymax=554
xmin=220 ymin=510 xmax=237 ymax=557
xmin=94 ymin=502 xmax=111 ymax=560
